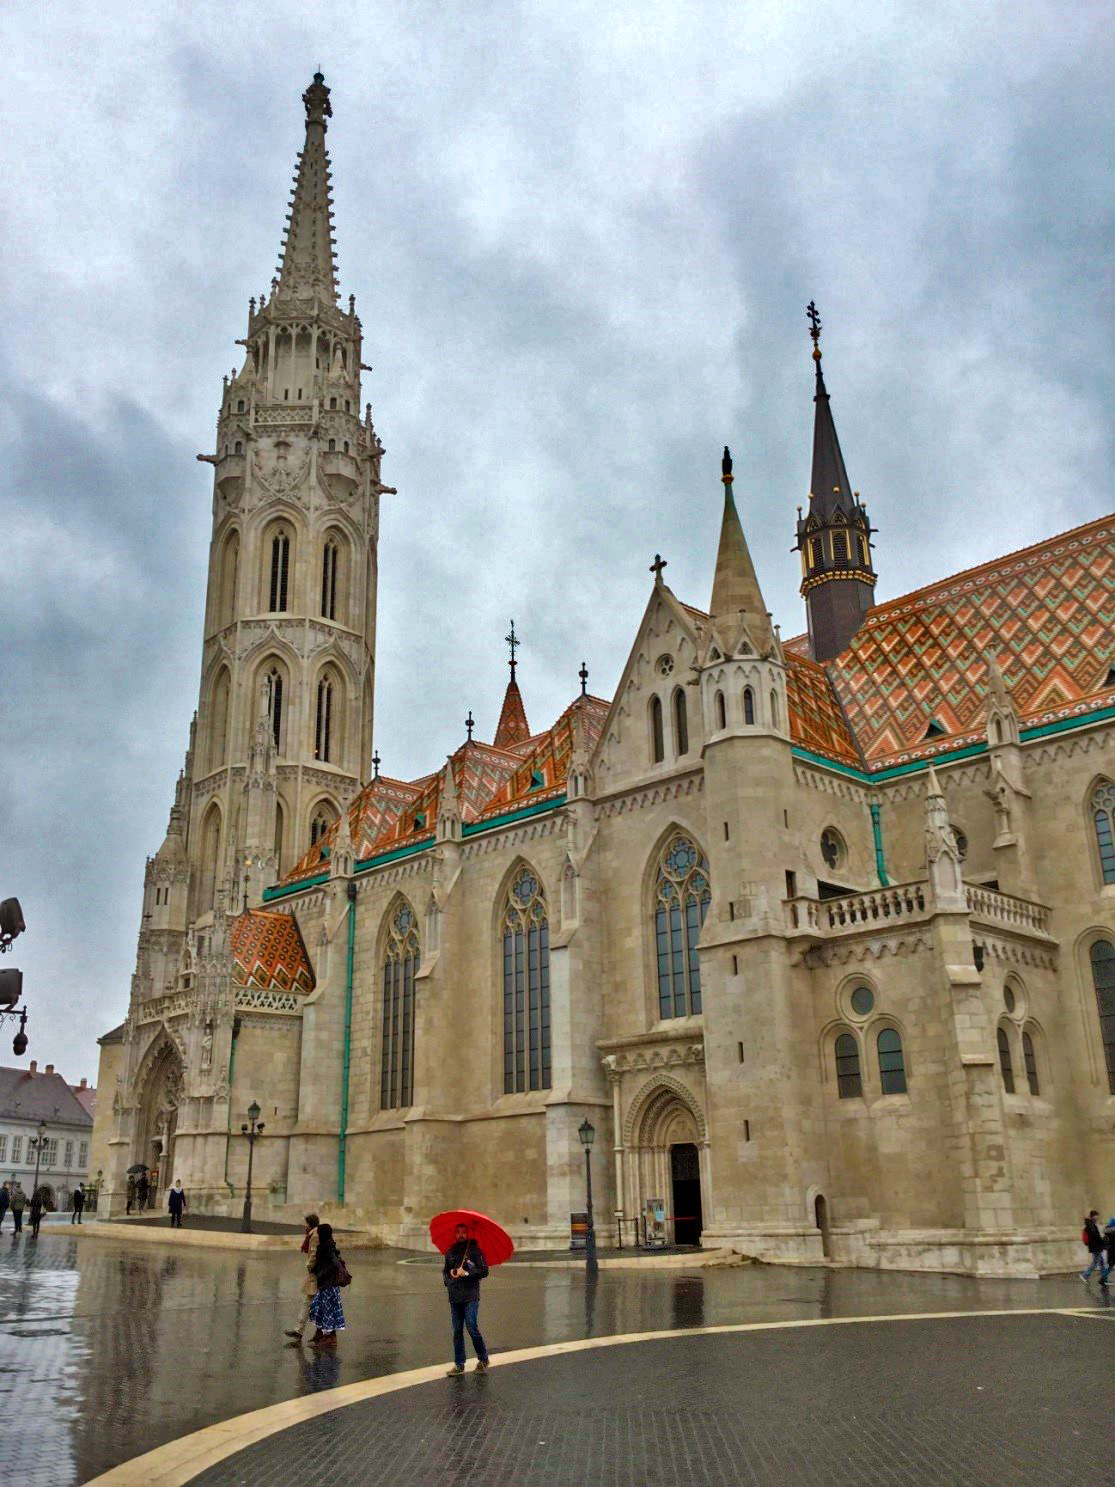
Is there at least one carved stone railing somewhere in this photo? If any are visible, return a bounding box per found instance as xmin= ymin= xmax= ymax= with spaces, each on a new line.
xmin=785 ymin=882 xmax=929 ymax=936
xmin=966 ymin=885 xmax=1051 ymax=937
xmin=233 ymin=984 xmax=303 ymax=1015
xmin=138 ymin=991 xmax=192 ymax=1023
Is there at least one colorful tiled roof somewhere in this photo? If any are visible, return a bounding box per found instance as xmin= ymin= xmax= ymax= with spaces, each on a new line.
xmin=828 ymin=515 xmax=1115 ymax=768
xmin=785 ymin=652 xmax=861 ymax=765
xmin=493 ymin=678 xmax=531 ymax=749
xmin=230 ymin=909 xmax=316 ymax=994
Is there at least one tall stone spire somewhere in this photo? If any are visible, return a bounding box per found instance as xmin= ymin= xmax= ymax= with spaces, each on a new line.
xmin=709 ymin=447 xmax=776 ymax=655
xmin=494 ymin=621 xmax=531 ymax=748
xmin=794 ymin=303 xmax=877 ymax=662
xmin=275 ymin=72 xmax=339 ymax=303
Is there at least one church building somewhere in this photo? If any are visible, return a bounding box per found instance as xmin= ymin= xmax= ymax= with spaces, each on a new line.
xmin=93 ymin=76 xmax=1115 ymax=1275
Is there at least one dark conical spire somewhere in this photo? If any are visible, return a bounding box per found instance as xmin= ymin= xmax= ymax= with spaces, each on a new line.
xmin=275 ymin=73 xmax=338 ymax=302
xmin=794 ymin=303 xmax=877 ymax=662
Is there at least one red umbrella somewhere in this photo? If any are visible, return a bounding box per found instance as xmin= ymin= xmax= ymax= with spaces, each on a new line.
xmin=429 ymin=1209 xmax=515 ymax=1267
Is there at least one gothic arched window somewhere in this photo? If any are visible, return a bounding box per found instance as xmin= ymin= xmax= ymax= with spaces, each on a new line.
xmin=309 ymin=805 xmax=335 ymax=847
xmin=650 ymin=696 xmax=665 ymax=764
xmin=673 ymin=687 xmax=689 ymax=756
xmin=1090 ymin=939 xmax=1115 ymax=1094
xmin=265 ymin=666 xmax=284 ymax=752
xmin=209 ymin=667 xmax=231 ymax=771
xmin=315 ymin=675 xmax=334 ymax=762
xmin=997 ymin=1025 xmax=1015 ymax=1094
xmin=743 ymin=687 xmax=755 ymax=725
xmin=321 ymin=538 xmax=340 ymax=620
xmin=653 ymin=834 xmax=711 ymax=1019
xmin=715 ymin=691 xmax=726 ymax=729
xmin=834 ymin=1032 xmax=862 ymax=1098
xmin=269 ymin=529 xmax=291 ymax=612
xmin=1091 ymin=780 xmax=1115 ymax=884
xmin=199 ymin=804 xmax=221 ymax=914
xmin=770 ymin=689 xmax=780 ymax=731
xmin=380 ymin=902 xmax=419 ymax=1109
xmin=502 ymin=868 xmax=551 ymax=1093
xmin=1022 ymin=1029 xmax=1040 ymax=1096
xmin=218 ymin=530 xmax=239 ymax=629
xmin=877 ymin=1027 xmax=907 ymax=1094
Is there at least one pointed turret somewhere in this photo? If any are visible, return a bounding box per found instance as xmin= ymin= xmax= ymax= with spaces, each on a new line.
xmin=925 ymin=765 xmax=965 ymax=909
xmin=709 ymin=447 xmax=776 ymax=656
xmin=794 ymin=304 xmax=877 ymax=661
xmin=494 ymin=621 xmax=531 ymax=749
xmin=985 ymin=654 xmax=1022 ymax=751
xmin=437 ymin=757 xmax=463 ymax=842
xmin=275 ymin=73 xmax=338 ymax=303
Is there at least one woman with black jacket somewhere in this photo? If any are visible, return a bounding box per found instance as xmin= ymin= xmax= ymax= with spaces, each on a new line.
xmin=307 ymin=1222 xmax=346 ymax=1348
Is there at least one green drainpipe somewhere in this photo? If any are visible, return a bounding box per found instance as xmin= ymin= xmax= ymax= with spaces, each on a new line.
xmin=337 ymin=881 xmax=357 ymax=1204
xmin=223 ymin=1016 xmax=241 ymax=1198
xmin=870 ymin=803 xmax=889 ymax=887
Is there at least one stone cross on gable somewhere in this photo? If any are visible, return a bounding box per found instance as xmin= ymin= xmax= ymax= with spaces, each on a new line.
xmin=650 ymin=554 xmax=667 ymax=582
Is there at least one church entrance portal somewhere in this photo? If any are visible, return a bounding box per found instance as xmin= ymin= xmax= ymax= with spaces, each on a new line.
xmin=136 ymin=1041 xmax=183 ymax=1202
xmin=670 ymin=1142 xmax=702 ymax=1245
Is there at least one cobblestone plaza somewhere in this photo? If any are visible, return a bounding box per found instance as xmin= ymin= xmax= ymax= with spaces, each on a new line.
xmin=0 ymin=1233 xmax=1111 ymax=1485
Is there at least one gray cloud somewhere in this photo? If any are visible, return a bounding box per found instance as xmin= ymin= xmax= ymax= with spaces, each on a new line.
xmin=1 ymin=0 xmax=1111 ymax=1081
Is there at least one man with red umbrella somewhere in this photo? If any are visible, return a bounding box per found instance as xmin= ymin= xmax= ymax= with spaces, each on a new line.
xmin=431 ymin=1208 xmax=516 ymax=1375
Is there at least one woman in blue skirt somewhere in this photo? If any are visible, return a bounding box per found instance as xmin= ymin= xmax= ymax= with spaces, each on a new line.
xmin=308 ymin=1223 xmax=346 ymax=1348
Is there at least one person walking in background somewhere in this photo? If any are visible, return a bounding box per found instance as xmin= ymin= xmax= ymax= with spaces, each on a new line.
xmin=443 ymin=1222 xmax=490 ymax=1375
xmin=136 ymin=1173 xmax=149 ymax=1212
xmin=1103 ymin=1217 xmax=1115 ymax=1289
xmin=29 ymin=1187 xmax=45 ymax=1239
xmin=168 ymin=1180 xmax=187 ymax=1228
xmin=9 ymin=1184 xmax=25 ymax=1234
xmin=0 ymin=1181 xmax=9 ymax=1233
xmin=307 ymin=1222 xmax=346 ymax=1350
xmin=71 ymin=1183 xmax=85 ymax=1225
xmin=285 ymin=1213 xmax=320 ymax=1344
xmin=125 ymin=1175 xmax=136 ymax=1215
xmin=1081 ymin=1211 xmax=1108 ymax=1283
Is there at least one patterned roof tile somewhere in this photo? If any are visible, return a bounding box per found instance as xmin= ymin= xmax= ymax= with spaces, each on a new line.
xmin=230 ymin=909 xmax=315 ymax=994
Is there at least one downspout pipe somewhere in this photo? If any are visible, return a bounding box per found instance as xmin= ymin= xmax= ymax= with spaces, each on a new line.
xmin=223 ymin=1015 xmax=242 ymax=1199
xmin=337 ymin=880 xmax=357 ymax=1204
xmin=870 ymin=802 xmax=889 ymax=887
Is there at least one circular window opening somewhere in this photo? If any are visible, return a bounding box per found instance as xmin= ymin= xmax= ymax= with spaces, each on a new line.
xmin=953 ymin=828 xmax=968 ymax=861
xmin=820 ymin=828 xmax=845 ymax=870
xmin=1004 ymin=984 xmax=1016 ymax=1014
xmin=850 ymin=985 xmax=875 ymax=1017
xmin=655 ymin=654 xmax=674 ymax=677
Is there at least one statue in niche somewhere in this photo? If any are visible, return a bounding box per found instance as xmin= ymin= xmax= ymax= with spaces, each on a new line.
xmin=200 ymin=1023 xmax=214 ymax=1072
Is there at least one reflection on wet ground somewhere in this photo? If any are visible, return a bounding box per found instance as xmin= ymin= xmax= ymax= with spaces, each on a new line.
xmin=0 ymin=1233 xmax=1104 ymax=1485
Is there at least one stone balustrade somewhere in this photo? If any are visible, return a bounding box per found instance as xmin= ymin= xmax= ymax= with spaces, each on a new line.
xmin=784 ymin=879 xmax=1051 ymax=941
xmin=965 ymin=884 xmax=1051 ymax=936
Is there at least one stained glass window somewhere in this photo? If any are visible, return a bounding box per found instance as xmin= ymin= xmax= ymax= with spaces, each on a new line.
xmin=997 ymin=1026 xmax=1015 ymax=1094
xmin=877 ymin=1028 xmax=907 ymax=1094
xmin=654 ymin=835 xmax=711 ymax=1019
xmin=380 ymin=902 xmax=419 ymax=1110
xmin=502 ymin=869 xmax=551 ymax=1093
xmin=1090 ymin=939 xmax=1115 ymax=1095
xmin=1022 ymin=1031 xmax=1040 ymax=1096
xmin=269 ymin=530 xmax=290 ymax=612
xmin=673 ymin=689 xmax=689 ymax=756
xmin=650 ymin=696 xmax=665 ymax=763
xmin=835 ymin=1033 xmax=862 ymax=1098
xmin=1092 ymin=781 xmax=1115 ymax=884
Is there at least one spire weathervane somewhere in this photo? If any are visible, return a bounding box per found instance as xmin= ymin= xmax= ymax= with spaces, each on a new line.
xmin=579 ymin=661 xmax=588 ymax=696
xmin=465 ymin=709 xmax=475 ymax=742
xmin=505 ymin=621 xmax=520 ymax=681
xmin=722 ymin=446 xmax=733 ymax=484
xmin=807 ymin=300 xmax=822 ymax=363
xmin=372 ymin=750 xmax=381 ymax=779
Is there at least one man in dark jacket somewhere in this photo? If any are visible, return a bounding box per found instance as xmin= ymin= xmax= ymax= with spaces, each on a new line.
xmin=0 ymin=1181 xmax=9 ymax=1233
xmin=1081 ymin=1211 xmax=1108 ymax=1284
xmin=71 ymin=1184 xmax=85 ymax=1224
xmin=443 ymin=1223 xmax=490 ymax=1375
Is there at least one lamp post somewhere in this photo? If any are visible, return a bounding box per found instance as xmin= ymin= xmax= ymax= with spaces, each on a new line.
xmin=240 ymin=1101 xmax=265 ymax=1234
xmin=578 ymin=1117 xmax=598 ymax=1276
xmin=28 ymin=1119 xmax=47 ymax=1203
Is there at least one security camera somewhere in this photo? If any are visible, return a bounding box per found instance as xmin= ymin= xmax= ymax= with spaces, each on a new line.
xmin=12 ymin=1030 xmax=27 ymax=1057
xmin=0 ymin=898 xmax=25 ymax=952
xmin=0 ymin=967 xmax=22 ymax=1008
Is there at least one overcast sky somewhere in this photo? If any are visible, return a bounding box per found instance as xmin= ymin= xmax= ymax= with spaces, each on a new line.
xmin=1 ymin=2 xmax=1110 ymax=1086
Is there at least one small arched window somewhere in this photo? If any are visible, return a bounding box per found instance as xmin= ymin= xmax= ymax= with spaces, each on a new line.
xmin=810 ymin=538 xmax=823 ymax=569
xmin=715 ymin=691 xmax=726 ymax=729
xmin=993 ymin=718 xmax=1004 ymax=744
xmin=210 ymin=668 xmax=231 ymax=771
xmin=269 ymin=529 xmax=290 ymax=612
xmin=743 ymin=687 xmax=755 ymax=725
xmin=315 ymin=675 xmax=334 ymax=763
xmin=321 ymin=539 xmax=339 ymax=621
xmin=329 ymin=396 xmax=337 ymax=410
xmin=770 ymin=689 xmax=780 ymax=731
xmin=309 ymin=808 xmax=334 ymax=846
xmin=236 ymin=399 xmax=245 ymax=412
xmin=1022 ymin=1030 xmax=1039 ymax=1096
xmin=654 ymin=835 xmax=711 ymax=1019
xmin=650 ymin=696 xmax=665 ymax=764
xmin=997 ymin=1026 xmax=1015 ymax=1094
xmin=265 ymin=667 xmax=284 ymax=752
xmin=1091 ymin=781 xmax=1115 ymax=883
xmin=877 ymin=1028 xmax=907 ymax=1094
xmin=328 ymin=437 xmax=336 ymax=452
xmin=381 ymin=902 xmax=419 ymax=1110
xmin=673 ymin=688 xmax=689 ymax=756
xmin=1090 ymin=939 xmax=1115 ymax=1094
xmin=234 ymin=440 xmax=243 ymax=455
xmin=834 ymin=1033 xmax=862 ymax=1099
xmin=502 ymin=869 xmax=551 ymax=1093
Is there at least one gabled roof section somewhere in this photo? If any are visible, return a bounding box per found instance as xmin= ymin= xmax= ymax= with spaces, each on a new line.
xmin=478 ymin=694 xmax=610 ymax=821
xmin=230 ymin=909 xmax=316 ymax=995
xmin=828 ymin=515 xmax=1115 ymax=767
xmin=785 ymin=652 xmax=861 ymax=766
xmin=0 ymin=1067 xmax=94 ymax=1127
xmin=282 ymin=773 xmax=426 ymax=884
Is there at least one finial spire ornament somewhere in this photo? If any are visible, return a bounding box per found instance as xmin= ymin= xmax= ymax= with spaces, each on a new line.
xmin=650 ymin=554 xmax=667 ymax=583
xmin=579 ymin=661 xmax=589 ymax=696
xmin=505 ymin=620 xmax=520 ymax=680
xmin=807 ymin=299 xmax=822 ymax=363
xmin=465 ymin=709 xmax=475 ymax=742
xmin=372 ymin=750 xmax=381 ymax=780
xmin=275 ymin=74 xmax=339 ymax=302
xmin=722 ymin=446 xmax=733 ymax=483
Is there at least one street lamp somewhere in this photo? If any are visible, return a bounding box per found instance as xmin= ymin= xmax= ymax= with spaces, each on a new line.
xmin=28 ymin=1119 xmax=47 ymax=1203
xmin=578 ymin=1117 xmax=598 ymax=1276
xmin=240 ymin=1100 xmax=265 ymax=1234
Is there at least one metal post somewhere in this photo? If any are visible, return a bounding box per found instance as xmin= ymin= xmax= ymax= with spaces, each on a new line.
xmin=30 ymin=1119 xmax=46 ymax=1203
xmin=240 ymin=1105 xmax=264 ymax=1234
xmin=584 ymin=1147 xmax=598 ymax=1275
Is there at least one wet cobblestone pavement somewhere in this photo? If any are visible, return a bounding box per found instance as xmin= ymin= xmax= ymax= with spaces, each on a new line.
xmin=0 ymin=1229 xmax=1110 ymax=1485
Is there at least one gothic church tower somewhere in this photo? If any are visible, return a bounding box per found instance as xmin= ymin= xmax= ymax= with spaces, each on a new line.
xmin=184 ymin=72 xmax=386 ymax=909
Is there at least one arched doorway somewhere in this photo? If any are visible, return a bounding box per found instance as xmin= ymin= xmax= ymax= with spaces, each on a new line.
xmin=136 ymin=1041 xmax=183 ymax=1205
xmin=624 ymin=1077 xmax=707 ymax=1249
xmin=670 ymin=1143 xmax=703 ymax=1245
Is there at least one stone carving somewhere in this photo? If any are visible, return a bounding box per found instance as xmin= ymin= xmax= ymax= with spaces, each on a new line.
xmin=200 ymin=1023 xmax=214 ymax=1071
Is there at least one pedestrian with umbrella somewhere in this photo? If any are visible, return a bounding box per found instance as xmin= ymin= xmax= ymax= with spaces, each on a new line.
xmin=430 ymin=1209 xmax=514 ymax=1376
